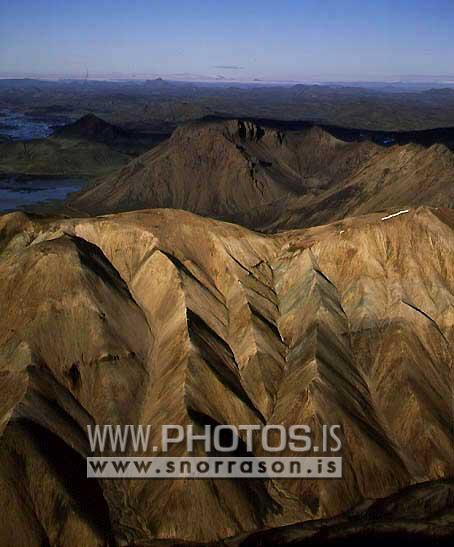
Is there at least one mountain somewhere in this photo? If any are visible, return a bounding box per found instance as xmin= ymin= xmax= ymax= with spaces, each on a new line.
xmin=3 ymin=78 xmax=454 ymax=131
xmin=55 ymin=113 xmax=131 ymax=143
xmin=0 ymin=114 xmax=165 ymax=178
xmin=0 ymin=206 xmax=452 ymax=545
xmin=69 ymin=119 xmax=454 ymax=230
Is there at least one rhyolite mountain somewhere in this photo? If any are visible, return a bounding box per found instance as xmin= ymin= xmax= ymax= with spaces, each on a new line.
xmin=0 ymin=206 xmax=453 ymax=545
xmin=69 ymin=119 xmax=454 ymax=230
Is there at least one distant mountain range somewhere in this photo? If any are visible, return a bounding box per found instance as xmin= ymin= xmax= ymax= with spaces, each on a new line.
xmin=2 ymin=78 xmax=454 ymax=131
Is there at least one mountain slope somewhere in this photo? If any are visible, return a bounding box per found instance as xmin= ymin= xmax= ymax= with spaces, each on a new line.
xmin=54 ymin=113 xmax=131 ymax=143
xmin=271 ymin=141 xmax=454 ymax=230
xmin=68 ymin=120 xmax=378 ymax=226
xmin=69 ymin=119 xmax=454 ymax=230
xmin=0 ymin=206 xmax=452 ymax=545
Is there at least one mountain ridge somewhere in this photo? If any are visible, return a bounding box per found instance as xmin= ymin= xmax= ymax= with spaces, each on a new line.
xmin=69 ymin=119 xmax=454 ymax=231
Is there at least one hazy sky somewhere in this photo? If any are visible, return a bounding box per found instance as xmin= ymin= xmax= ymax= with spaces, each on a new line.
xmin=1 ymin=0 xmax=454 ymax=81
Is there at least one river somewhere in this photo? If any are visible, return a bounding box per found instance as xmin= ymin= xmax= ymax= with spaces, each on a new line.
xmin=0 ymin=110 xmax=86 ymax=212
xmin=0 ymin=108 xmax=68 ymax=140
xmin=0 ymin=176 xmax=86 ymax=212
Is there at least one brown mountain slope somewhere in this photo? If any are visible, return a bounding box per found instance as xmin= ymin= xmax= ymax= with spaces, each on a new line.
xmin=0 ymin=206 xmax=453 ymax=545
xmin=68 ymin=120 xmax=379 ymax=225
xmin=69 ymin=120 xmax=454 ymax=230
xmin=270 ymin=141 xmax=454 ymax=230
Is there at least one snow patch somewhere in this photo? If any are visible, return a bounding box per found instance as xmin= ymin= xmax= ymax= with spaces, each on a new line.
xmin=381 ymin=209 xmax=409 ymax=221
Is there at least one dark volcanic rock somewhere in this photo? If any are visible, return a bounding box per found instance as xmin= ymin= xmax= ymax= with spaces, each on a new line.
xmin=55 ymin=113 xmax=131 ymax=143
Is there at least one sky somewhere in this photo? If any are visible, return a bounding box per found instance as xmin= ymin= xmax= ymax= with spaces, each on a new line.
xmin=1 ymin=0 xmax=454 ymax=82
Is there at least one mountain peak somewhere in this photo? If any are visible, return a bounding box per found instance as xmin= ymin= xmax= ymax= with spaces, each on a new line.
xmin=55 ymin=113 xmax=129 ymax=142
